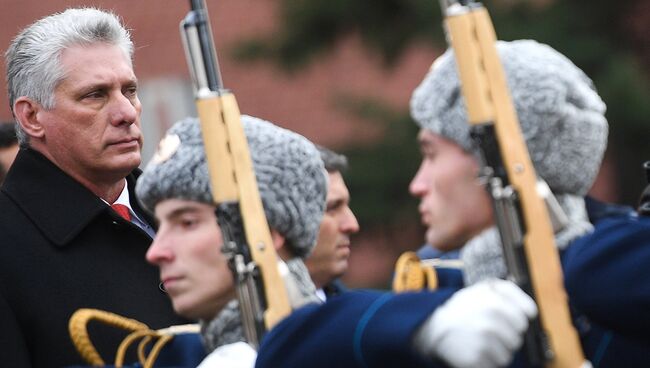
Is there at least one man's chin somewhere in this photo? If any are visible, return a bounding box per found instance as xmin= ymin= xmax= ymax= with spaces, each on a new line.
xmin=114 ymin=154 xmax=141 ymax=172
xmin=425 ymin=230 xmax=463 ymax=253
xmin=330 ymin=259 xmax=349 ymax=277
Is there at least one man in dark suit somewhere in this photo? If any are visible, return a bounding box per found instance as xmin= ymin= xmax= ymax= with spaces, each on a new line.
xmin=306 ymin=146 xmax=359 ymax=300
xmin=0 ymin=8 xmax=186 ymax=367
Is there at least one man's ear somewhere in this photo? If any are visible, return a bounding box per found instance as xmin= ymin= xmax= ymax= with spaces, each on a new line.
xmin=270 ymin=229 xmax=291 ymax=261
xmin=270 ymin=229 xmax=285 ymax=250
xmin=13 ymin=97 xmax=45 ymax=139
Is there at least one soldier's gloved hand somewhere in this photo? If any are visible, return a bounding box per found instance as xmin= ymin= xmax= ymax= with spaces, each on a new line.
xmin=414 ymin=279 xmax=537 ymax=368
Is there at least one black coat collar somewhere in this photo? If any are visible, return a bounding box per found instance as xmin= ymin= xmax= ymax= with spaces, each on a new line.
xmin=1 ymin=148 xmax=150 ymax=247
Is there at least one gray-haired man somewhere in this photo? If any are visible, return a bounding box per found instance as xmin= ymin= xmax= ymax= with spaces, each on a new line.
xmin=0 ymin=8 xmax=185 ymax=367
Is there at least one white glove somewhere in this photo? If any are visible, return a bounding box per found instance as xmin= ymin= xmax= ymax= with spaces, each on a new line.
xmin=197 ymin=341 xmax=257 ymax=368
xmin=415 ymin=279 xmax=537 ymax=368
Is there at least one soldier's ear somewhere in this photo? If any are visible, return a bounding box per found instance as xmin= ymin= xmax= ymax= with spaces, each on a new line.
xmin=270 ymin=229 xmax=291 ymax=261
xmin=13 ymin=97 xmax=45 ymax=139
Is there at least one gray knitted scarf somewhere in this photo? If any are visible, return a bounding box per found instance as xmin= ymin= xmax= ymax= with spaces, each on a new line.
xmin=461 ymin=194 xmax=593 ymax=285
xmin=199 ymin=258 xmax=321 ymax=352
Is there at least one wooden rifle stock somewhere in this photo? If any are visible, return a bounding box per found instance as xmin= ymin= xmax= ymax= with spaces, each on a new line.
xmin=438 ymin=1 xmax=585 ymax=366
xmin=180 ymin=0 xmax=291 ymax=337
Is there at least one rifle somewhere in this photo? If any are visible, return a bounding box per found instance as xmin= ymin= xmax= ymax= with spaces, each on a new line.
xmin=179 ymin=0 xmax=291 ymax=348
xmin=437 ymin=0 xmax=586 ymax=366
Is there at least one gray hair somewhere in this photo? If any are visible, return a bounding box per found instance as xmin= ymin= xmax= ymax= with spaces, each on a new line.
xmin=5 ymin=7 xmax=133 ymax=146
xmin=316 ymin=144 xmax=348 ymax=173
xmin=410 ymin=40 xmax=608 ymax=196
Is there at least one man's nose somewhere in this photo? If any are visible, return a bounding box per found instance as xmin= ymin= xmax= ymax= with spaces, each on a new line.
xmin=109 ymin=93 xmax=138 ymax=126
xmin=409 ymin=163 xmax=428 ymax=197
xmin=146 ymin=236 xmax=174 ymax=265
xmin=340 ymin=207 xmax=360 ymax=234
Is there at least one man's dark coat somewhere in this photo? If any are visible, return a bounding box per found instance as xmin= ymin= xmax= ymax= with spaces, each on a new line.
xmin=0 ymin=149 xmax=188 ymax=367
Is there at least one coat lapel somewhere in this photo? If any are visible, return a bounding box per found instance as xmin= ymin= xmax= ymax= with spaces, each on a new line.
xmin=3 ymin=149 xmax=124 ymax=247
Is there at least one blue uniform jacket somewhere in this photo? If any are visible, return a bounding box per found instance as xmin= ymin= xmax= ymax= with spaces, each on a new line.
xmin=256 ymin=289 xmax=456 ymax=368
xmin=562 ymin=215 xmax=650 ymax=366
xmin=257 ymin=202 xmax=650 ymax=367
xmin=417 ymin=199 xmax=650 ymax=366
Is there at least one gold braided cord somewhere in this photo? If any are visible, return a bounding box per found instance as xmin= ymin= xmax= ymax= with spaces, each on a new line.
xmin=423 ymin=264 xmax=439 ymax=291
xmin=144 ymin=334 xmax=175 ymax=368
xmin=115 ymin=329 xmax=160 ymax=367
xmin=69 ymin=308 xmax=202 ymax=367
xmin=393 ymin=251 xmax=439 ymax=292
xmin=137 ymin=335 xmax=154 ymax=363
xmin=69 ymin=308 xmax=150 ymax=366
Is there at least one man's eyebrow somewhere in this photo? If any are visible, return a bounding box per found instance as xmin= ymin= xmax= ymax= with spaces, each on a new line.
xmin=74 ymin=81 xmax=110 ymax=95
xmin=327 ymin=192 xmax=350 ymax=207
xmin=157 ymin=206 xmax=200 ymax=222
xmin=124 ymin=77 xmax=138 ymax=87
xmin=75 ymin=75 xmax=138 ymax=93
xmin=327 ymin=197 xmax=345 ymax=205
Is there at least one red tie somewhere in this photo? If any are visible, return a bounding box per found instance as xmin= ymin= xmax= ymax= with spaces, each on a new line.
xmin=111 ymin=203 xmax=132 ymax=222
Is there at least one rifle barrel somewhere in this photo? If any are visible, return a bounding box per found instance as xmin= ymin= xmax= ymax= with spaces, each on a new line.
xmin=182 ymin=0 xmax=224 ymax=93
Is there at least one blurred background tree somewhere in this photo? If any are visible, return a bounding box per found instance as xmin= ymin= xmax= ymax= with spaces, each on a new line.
xmin=233 ymin=0 xmax=650 ymax=225
xmin=3 ymin=0 xmax=645 ymax=289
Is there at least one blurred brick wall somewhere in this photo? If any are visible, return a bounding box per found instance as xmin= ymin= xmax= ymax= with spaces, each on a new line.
xmin=0 ymin=0 xmax=438 ymax=147
xmin=1 ymin=0 xmax=621 ymax=289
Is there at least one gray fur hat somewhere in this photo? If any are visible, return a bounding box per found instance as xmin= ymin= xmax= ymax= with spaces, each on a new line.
xmin=135 ymin=115 xmax=327 ymax=258
xmin=410 ymin=39 xmax=608 ymax=196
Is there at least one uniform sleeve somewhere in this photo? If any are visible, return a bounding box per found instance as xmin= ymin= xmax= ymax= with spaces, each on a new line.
xmin=255 ymin=289 xmax=456 ymax=368
xmin=0 ymin=290 xmax=31 ymax=367
xmin=563 ymin=216 xmax=650 ymax=342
